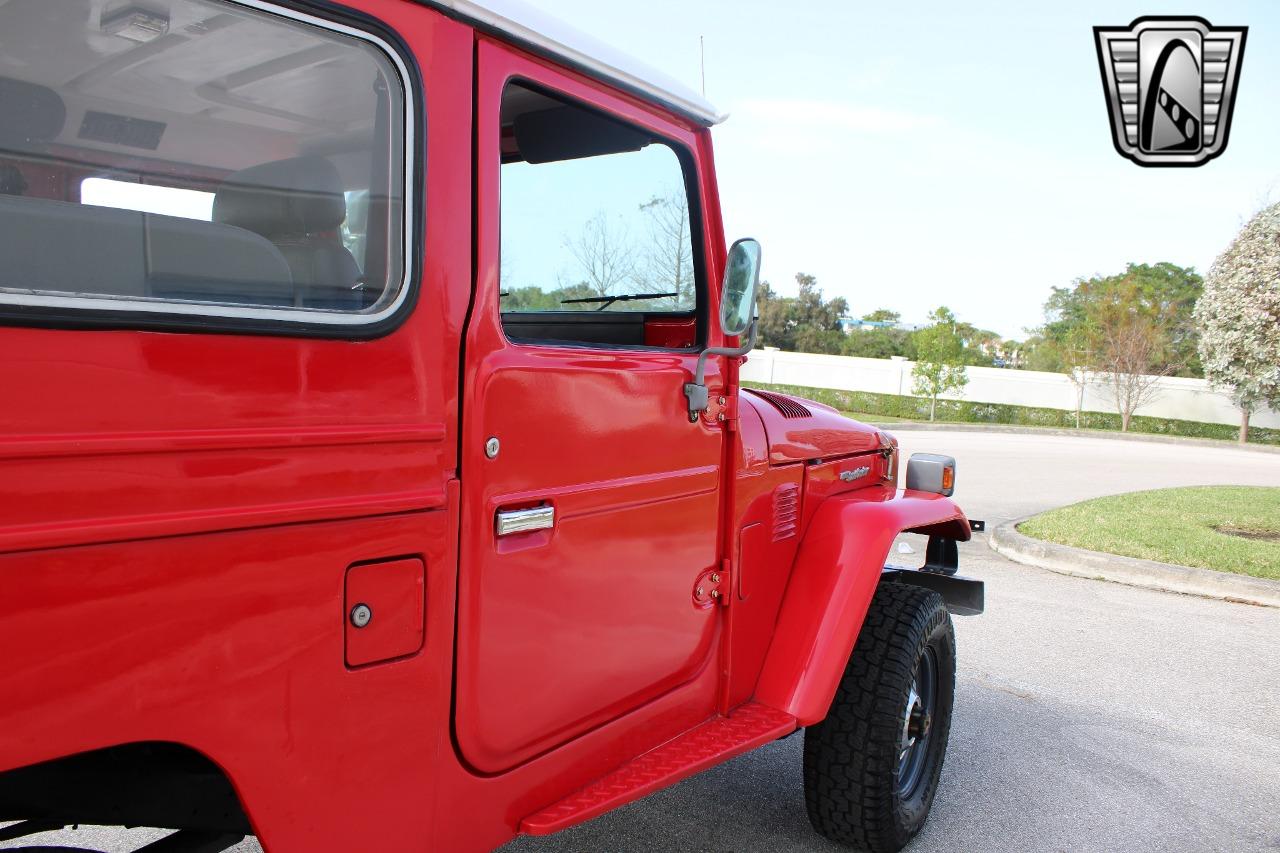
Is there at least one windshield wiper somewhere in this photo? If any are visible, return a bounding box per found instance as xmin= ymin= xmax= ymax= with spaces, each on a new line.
xmin=560 ymin=292 xmax=678 ymax=311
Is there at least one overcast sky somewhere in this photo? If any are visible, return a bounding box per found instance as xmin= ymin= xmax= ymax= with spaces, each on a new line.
xmin=529 ymin=0 xmax=1280 ymax=338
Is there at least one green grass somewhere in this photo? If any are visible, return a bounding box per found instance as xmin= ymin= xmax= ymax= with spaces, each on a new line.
xmin=1019 ymin=486 xmax=1280 ymax=580
xmin=743 ymin=381 xmax=1280 ymax=447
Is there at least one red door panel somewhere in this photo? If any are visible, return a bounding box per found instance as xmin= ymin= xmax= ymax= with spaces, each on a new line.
xmin=456 ymin=40 xmax=730 ymax=774
xmin=457 ymin=360 xmax=723 ymax=769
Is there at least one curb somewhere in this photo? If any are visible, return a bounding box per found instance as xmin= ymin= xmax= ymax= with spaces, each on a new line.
xmin=989 ymin=519 xmax=1280 ymax=608
xmin=865 ymin=421 xmax=1280 ymax=454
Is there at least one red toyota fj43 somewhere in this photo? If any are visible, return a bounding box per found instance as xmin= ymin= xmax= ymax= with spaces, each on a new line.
xmin=0 ymin=2 xmax=982 ymax=851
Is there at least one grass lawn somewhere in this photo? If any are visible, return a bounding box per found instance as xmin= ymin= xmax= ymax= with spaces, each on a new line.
xmin=1019 ymin=486 xmax=1280 ymax=580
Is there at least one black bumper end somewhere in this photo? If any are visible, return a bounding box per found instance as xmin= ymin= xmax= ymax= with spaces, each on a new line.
xmin=882 ymin=567 xmax=985 ymax=616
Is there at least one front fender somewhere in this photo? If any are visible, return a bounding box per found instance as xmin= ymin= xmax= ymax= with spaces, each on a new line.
xmin=754 ymin=485 xmax=969 ymax=726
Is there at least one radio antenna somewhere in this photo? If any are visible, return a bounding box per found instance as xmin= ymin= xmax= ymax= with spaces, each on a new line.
xmin=700 ymin=35 xmax=706 ymax=96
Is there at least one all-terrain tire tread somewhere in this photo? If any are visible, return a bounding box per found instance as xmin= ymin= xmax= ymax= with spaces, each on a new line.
xmin=803 ymin=583 xmax=955 ymax=852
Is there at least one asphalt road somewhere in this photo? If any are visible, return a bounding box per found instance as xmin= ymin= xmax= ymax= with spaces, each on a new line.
xmin=6 ymin=431 xmax=1280 ymax=853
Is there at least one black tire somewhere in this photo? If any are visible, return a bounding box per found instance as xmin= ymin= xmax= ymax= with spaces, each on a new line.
xmin=803 ymin=583 xmax=956 ymax=852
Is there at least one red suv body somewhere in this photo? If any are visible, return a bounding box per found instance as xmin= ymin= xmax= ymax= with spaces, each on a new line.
xmin=0 ymin=2 xmax=981 ymax=851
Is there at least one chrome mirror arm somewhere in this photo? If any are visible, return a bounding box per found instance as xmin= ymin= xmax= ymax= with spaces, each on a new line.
xmin=683 ymin=320 xmax=757 ymax=422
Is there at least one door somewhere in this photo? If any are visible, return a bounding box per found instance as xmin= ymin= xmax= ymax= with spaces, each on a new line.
xmin=455 ymin=40 xmax=730 ymax=773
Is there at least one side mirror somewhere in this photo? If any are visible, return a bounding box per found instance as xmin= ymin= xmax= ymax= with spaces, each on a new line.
xmin=683 ymin=238 xmax=763 ymax=422
xmin=719 ymin=238 xmax=762 ymax=337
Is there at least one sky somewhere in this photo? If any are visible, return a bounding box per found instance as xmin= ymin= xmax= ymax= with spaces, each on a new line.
xmin=523 ymin=0 xmax=1280 ymax=339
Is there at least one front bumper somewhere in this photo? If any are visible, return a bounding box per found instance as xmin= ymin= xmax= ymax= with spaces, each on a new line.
xmin=882 ymin=566 xmax=985 ymax=616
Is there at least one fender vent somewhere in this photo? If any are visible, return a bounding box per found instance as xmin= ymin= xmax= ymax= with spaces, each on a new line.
xmin=773 ymin=483 xmax=800 ymax=541
xmin=749 ymin=389 xmax=812 ymax=419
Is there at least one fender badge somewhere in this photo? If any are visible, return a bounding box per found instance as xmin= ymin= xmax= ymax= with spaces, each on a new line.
xmin=840 ymin=466 xmax=872 ymax=483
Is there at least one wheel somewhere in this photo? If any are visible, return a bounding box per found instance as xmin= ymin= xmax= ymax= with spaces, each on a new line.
xmin=803 ymin=583 xmax=956 ymax=852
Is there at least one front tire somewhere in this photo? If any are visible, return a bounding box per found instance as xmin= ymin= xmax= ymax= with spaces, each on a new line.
xmin=803 ymin=583 xmax=956 ymax=852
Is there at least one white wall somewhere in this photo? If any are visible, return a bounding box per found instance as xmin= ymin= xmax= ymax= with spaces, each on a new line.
xmin=740 ymin=349 xmax=1280 ymax=430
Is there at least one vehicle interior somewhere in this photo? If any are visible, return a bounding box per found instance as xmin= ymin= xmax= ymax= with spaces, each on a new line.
xmin=0 ymin=0 xmax=405 ymax=316
xmin=498 ymin=83 xmax=704 ymax=350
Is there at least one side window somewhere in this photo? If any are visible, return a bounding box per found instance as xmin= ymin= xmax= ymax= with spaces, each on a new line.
xmin=0 ymin=0 xmax=409 ymax=325
xmin=499 ymin=83 xmax=701 ymax=349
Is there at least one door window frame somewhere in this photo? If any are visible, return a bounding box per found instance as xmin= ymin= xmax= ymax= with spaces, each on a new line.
xmin=475 ymin=41 xmax=724 ymax=356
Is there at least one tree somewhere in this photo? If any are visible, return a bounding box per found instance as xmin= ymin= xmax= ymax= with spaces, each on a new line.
xmin=564 ymin=211 xmax=636 ymax=298
xmin=841 ymin=326 xmax=913 ymax=359
xmin=1195 ymin=202 xmax=1280 ymax=442
xmin=861 ymin=308 xmax=900 ymax=324
xmin=793 ymin=273 xmax=848 ymax=334
xmin=838 ymin=309 xmax=914 ymax=359
xmin=1091 ymin=279 xmax=1172 ymax=431
xmin=1031 ymin=262 xmax=1203 ymax=377
xmin=634 ymin=192 xmax=693 ymax=309
xmin=1059 ymin=326 xmax=1094 ymax=429
xmin=500 ymin=282 xmax=596 ymax=311
xmin=755 ymin=273 xmax=848 ymax=353
xmin=954 ymin=322 xmax=1002 ymax=367
xmin=911 ymin=306 xmax=969 ymax=421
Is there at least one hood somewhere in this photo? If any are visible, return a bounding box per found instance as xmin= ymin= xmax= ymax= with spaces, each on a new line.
xmin=742 ymin=388 xmax=891 ymax=466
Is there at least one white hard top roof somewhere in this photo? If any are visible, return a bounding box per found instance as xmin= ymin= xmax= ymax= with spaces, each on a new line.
xmin=425 ymin=0 xmax=727 ymax=126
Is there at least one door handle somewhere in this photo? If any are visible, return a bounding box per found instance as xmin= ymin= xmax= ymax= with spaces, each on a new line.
xmin=496 ymin=505 xmax=555 ymax=537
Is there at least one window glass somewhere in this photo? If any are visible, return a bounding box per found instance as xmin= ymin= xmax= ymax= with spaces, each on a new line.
xmin=499 ymin=84 xmax=699 ymax=347
xmin=0 ymin=0 xmax=408 ymax=320
xmin=81 ymin=178 xmax=215 ymax=221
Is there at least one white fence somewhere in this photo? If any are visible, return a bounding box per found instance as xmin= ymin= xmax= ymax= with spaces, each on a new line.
xmin=740 ymin=349 xmax=1280 ymax=430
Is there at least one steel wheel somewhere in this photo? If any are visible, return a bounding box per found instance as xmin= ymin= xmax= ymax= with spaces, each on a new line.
xmin=895 ymin=645 xmax=937 ymax=798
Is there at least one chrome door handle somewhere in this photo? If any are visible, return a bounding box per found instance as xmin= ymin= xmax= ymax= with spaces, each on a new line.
xmin=496 ymin=505 xmax=555 ymax=537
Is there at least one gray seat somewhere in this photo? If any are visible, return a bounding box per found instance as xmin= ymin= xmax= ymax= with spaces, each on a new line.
xmin=0 ymin=195 xmax=293 ymax=306
xmin=212 ymin=156 xmax=365 ymax=311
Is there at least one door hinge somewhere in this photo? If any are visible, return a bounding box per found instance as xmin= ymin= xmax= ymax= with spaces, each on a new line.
xmin=714 ymin=393 xmax=739 ymax=432
xmin=693 ymin=563 xmax=730 ymax=607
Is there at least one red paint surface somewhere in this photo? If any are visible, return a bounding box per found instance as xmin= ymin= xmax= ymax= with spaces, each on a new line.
xmin=345 ymin=557 xmax=426 ymax=667
xmin=0 ymin=4 xmax=474 ymax=851
xmin=643 ymin=316 xmax=697 ymax=348
xmin=0 ymin=4 xmax=970 ymax=851
xmin=755 ymin=486 xmax=970 ymax=725
xmin=520 ymin=702 xmax=795 ymax=835
xmin=742 ymin=389 xmax=885 ymax=464
xmin=452 ymin=39 xmax=732 ymax=775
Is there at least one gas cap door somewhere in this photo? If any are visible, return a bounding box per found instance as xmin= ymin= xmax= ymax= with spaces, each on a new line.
xmin=344 ymin=558 xmax=426 ymax=668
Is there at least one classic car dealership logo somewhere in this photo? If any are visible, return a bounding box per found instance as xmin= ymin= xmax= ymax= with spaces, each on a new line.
xmin=1094 ymin=17 xmax=1246 ymax=166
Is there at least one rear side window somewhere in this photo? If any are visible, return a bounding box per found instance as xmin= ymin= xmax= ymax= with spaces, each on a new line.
xmin=0 ymin=0 xmax=411 ymax=328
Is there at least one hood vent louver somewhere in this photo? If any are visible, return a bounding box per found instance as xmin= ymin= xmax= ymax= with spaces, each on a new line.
xmin=749 ymin=389 xmax=812 ymax=419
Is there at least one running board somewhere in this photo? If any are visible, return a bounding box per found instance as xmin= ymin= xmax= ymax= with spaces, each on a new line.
xmin=520 ymin=702 xmax=796 ymax=836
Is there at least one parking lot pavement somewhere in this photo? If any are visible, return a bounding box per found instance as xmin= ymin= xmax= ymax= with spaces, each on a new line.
xmin=890 ymin=429 xmax=1280 ymax=527
xmin=8 ymin=433 xmax=1280 ymax=852
xmin=506 ymin=540 xmax=1280 ymax=853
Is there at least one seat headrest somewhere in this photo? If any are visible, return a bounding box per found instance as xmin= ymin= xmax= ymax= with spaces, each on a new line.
xmin=0 ymin=77 xmax=66 ymax=147
xmin=213 ymin=156 xmax=346 ymax=239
